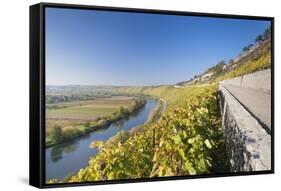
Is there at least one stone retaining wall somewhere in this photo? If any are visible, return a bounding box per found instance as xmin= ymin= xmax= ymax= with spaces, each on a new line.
xmin=218 ymin=70 xmax=271 ymax=171
xmin=221 ymin=69 xmax=271 ymax=93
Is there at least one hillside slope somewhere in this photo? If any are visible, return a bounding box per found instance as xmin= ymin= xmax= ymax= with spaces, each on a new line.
xmin=177 ymin=39 xmax=271 ymax=86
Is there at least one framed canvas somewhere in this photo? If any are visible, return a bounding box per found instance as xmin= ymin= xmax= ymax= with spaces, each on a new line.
xmin=29 ymin=2 xmax=274 ymax=188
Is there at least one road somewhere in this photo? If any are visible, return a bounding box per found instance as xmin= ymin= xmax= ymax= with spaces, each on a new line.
xmin=223 ymin=84 xmax=271 ymax=132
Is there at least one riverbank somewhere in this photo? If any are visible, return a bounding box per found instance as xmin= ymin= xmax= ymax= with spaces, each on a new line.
xmin=46 ymin=97 xmax=147 ymax=148
xmin=145 ymin=98 xmax=166 ymax=123
xmin=100 ymin=97 xmax=167 ymax=148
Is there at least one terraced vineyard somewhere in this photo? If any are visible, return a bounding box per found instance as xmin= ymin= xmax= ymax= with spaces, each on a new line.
xmin=47 ymin=85 xmax=229 ymax=183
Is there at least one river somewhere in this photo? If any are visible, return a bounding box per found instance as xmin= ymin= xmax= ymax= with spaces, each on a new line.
xmin=45 ymin=98 xmax=157 ymax=181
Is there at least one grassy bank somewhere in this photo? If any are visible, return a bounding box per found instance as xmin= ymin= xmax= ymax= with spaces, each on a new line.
xmin=98 ymin=97 xmax=166 ymax=150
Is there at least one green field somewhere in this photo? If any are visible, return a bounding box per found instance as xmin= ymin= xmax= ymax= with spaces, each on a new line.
xmin=45 ymin=96 xmax=137 ymax=144
xmin=47 ymin=97 xmax=135 ymax=121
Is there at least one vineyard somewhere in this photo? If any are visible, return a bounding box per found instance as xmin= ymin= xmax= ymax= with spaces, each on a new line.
xmin=48 ymin=86 xmax=229 ymax=183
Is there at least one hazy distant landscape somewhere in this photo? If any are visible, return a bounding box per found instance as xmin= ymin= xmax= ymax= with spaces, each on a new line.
xmin=45 ymin=7 xmax=271 ymax=184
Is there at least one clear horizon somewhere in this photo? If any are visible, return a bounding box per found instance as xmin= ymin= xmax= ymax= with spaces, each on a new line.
xmin=46 ymin=7 xmax=270 ymax=86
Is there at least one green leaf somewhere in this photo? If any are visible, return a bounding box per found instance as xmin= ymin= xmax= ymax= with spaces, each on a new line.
xmin=184 ymin=161 xmax=196 ymax=175
xmin=89 ymin=140 xmax=104 ymax=149
xmin=204 ymin=139 xmax=212 ymax=149
xmin=188 ymin=138 xmax=195 ymax=144
xmin=172 ymin=135 xmax=182 ymax=145
xmin=178 ymin=148 xmax=186 ymax=160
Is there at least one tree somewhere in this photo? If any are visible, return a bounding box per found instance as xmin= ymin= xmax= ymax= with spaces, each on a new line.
xmin=119 ymin=106 xmax=125 ymax=114
xmin=217 ymin=60 xmax=226 ymax=67
xmin=255 ymin=34 xmax=263 ymax=43
xmin=228 ymin=59 xmax=234 ymax=67
xmin=213 ymin=60 xmax=225 ymax=76
xmin=248 ymin=43 xmax=254 ymax=49
xmin=242 ymin=46 xmax=249 ymax=52
xmin=119 ymin=106 xmax=128 ymax=116
xmin=263 ymin=27 xmax=271 ymax=40
xmin=50 ymin=126 xmax=63 ymax=143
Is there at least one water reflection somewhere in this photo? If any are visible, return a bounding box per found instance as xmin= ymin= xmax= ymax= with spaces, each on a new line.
xmin=50 ymin=143 xmax=76 ymax=162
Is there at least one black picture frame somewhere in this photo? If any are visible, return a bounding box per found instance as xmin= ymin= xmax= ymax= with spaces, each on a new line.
xmin=30 ymin=2 xmax=274 ymax=189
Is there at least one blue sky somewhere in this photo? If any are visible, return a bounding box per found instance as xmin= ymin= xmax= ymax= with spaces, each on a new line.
xmin=46 ymin=7 xmax=270 ymax=86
